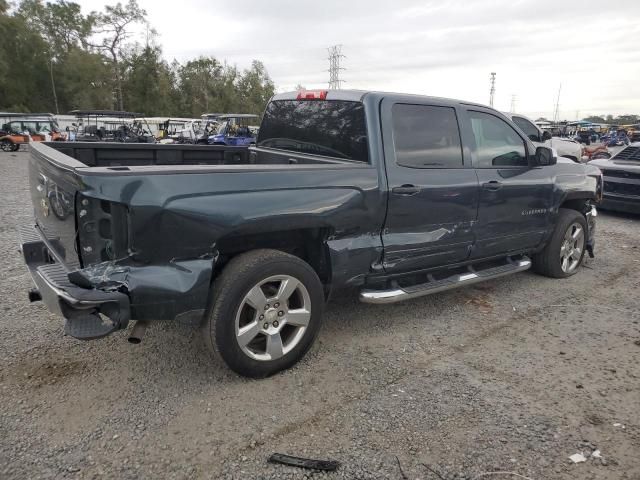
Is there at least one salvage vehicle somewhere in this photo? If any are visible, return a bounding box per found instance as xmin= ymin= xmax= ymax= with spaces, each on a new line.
xmin=207 ymin=114 xmax=258 ymax=146
xmin=589 ymin=143 xmax=640 ymax=214
xmin=505 ymin=113 xmax=584 ymax=162
xmin=20 ymin=89 xmax=601 ymax=378
xmin=0 ymin=114 xmax=65 ymax=151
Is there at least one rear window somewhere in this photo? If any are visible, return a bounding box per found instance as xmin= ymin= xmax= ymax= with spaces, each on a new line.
xmin=257 ymin=100 xmax=369 ymax=162
xmin=391 ymin=104 xmax=463 ymax=168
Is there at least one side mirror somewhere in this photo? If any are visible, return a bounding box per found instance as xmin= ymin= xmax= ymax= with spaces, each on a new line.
xmin=534 ymin=146 xmax=556 ymax=166
xmin=541 ymin=130 xmax=552 ymax=141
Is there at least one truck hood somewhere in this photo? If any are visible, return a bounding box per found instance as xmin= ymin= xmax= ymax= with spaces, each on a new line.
xmin=589 ymin=143 xmax=640 ymax=172
xmin=589 ymin=158 xmax=640 ymax=173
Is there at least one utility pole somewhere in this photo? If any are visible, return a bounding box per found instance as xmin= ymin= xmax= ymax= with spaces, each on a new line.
xmin=489 ymin=72 xmax=496 ymax=107
xmin=327 ymin=45 xmax=345 ymax=90
xmin=510 ymin=94 xmax=516 ymax=113
xmin=552 ymin=83 xmax=562 ymax=124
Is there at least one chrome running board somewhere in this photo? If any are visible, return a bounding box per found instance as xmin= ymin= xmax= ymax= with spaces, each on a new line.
xmin=360 ymin=256 xmax=531 ymax=304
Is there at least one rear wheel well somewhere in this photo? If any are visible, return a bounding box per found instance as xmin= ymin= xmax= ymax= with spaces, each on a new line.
xmin=214 ymin=229 xmax=332 ymax=286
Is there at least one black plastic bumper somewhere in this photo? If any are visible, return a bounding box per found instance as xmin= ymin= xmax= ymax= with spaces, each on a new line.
xmin=600 ymin=195 xmax=640 ymax=215
xmin=20 ymin=225 xmax=130 ymax=338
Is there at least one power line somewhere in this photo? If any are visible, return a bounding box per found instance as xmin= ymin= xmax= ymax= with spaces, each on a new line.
xmin=489 ymin=72 xmax=496 ymax=107
xmin=328 ymin=45 xmax=345 ymax=90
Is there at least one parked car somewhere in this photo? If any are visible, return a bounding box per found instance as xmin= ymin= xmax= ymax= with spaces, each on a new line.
xmin=20 ymin=90 xmax=601 ymax=377
xmin=589 ymin=143 xmax=640 ymax=214
xmin=505 ymin=113 xmax=584 ymax=162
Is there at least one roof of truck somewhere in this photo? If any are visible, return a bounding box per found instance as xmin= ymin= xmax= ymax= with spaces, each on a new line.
xmin=272 ymin=89 xmax=488 ymax=109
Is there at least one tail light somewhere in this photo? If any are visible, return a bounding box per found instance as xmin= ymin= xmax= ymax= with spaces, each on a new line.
xmin=76 ymin=194 xmax=129 ymax=266
xmin=296 ymin=90 xmax=328 ymax=100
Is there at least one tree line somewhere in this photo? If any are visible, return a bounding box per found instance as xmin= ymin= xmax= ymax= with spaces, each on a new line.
xmin=0 ymin=0 xmax=275 ymax=117
xmin=582 ymin=114 xmax=639 ymax=125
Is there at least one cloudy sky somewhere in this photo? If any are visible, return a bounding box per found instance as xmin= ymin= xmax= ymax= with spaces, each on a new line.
xmin=78 ymin=0 xmax=640 ymax=119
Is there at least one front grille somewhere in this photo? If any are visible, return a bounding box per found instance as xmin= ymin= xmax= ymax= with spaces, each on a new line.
xmin=614 ymin=146 xmax=640 ymax=161
xmin=601 ymin=169 xmax=640 ymax=181
xmin=604 ymin=180 xmax=640 ymax=197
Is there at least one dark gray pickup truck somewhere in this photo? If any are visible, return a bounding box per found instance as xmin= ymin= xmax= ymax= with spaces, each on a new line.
xmin=21 ymin=89 xmax=602 ymax=377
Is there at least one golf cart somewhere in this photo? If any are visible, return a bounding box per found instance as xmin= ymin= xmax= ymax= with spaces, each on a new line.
xmin=68 ymin=110 xmax=155 ymax=143
xmin=0 ymin=113 xmax=65 ymax=152
xmin=207 ymin=114 xmax=259 ymax=146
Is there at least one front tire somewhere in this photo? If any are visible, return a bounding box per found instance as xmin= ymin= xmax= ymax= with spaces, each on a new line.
xmin=203 ymin=249 xmax=324 ymax=378
xmin=533 ymin=208 xmax=587 ymax=278
xmin=1 ymin=140 xmax=14 ymax=152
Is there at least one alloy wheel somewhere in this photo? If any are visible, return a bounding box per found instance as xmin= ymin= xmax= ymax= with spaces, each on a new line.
xmin=234 ymin=275 xmax=311 ymax=361
xmin=559 ymin=222 xmax=585 ymax=274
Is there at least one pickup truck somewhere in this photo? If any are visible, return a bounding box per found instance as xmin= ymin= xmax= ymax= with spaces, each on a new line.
xmin=20 ymin=89 xmax=602 ymax=378
xmin=504 ymin=113 xmax=584 ymax=162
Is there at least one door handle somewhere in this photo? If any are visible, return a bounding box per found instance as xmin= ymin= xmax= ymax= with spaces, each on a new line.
xmin=392 ymin=184 xmax=420 ymax=196
xmin=482 ymin=181 xmax=502 ymax=191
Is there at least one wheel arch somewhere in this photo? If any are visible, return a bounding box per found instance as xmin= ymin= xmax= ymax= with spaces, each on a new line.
xmin=213 ymin=228 xmax=333 ymax=290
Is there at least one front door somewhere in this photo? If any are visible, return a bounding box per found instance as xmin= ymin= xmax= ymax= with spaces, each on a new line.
xmin=381 ymin=100 xmax=479 ymax=274
xmin=463 ymin=109 xmax=554 ymax=258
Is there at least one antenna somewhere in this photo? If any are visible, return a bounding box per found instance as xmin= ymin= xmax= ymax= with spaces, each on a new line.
xmin=328 ymin=45 xmax=346 ymax=90
xmin=489 ymin=72 xmax=496 ymax=107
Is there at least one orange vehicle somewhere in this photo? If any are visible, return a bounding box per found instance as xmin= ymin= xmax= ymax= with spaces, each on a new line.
xmin=0 ymin=114 xmax=65 ymax=152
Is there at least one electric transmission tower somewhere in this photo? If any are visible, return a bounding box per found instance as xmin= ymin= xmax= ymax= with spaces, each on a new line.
xmin=552 ymin=83 xmax=562 ymax=124
xmin=489 ymin=72 xmax=496 ymax=107
xmin=328 ymin=45 xmax=345 ymax=90
xmin=510 ymin=94 xmax=517 ymax=113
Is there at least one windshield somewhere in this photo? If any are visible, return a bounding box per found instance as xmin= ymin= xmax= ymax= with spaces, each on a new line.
xmin=257 ymin=100 xmax=369 ymax=162
xmin=215 ymin=122 xmax=229 ymax=135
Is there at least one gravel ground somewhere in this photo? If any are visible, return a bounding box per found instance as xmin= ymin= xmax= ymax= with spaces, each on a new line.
xmin=1 ymin=150 xmax=639 ymax=480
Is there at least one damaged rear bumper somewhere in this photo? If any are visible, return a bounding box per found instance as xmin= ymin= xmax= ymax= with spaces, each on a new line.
xmin=20 ymin=223 xmax=214 ymax=339
xmin=20 ymin=224 xmax=130 ymax=339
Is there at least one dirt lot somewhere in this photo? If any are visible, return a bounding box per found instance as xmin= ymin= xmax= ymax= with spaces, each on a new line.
xmin=1 ymin=150 xmax=639 ymax=480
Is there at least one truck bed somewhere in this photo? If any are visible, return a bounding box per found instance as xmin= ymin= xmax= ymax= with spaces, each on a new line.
xmin=43 ymin=142 xmax=349 ymax=168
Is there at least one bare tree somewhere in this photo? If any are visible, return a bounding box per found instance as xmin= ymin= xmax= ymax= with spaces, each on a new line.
xmin=91 ymin=0 xmax=145 ymax=110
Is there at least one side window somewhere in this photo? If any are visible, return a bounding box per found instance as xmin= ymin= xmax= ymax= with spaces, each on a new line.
xmin=469 ymin=111 xmax=528 ymax=168
xmin=512 ymin=116 xmax=541 ymax=142
xmin=392 ymin=104 xmax=463 ymax=169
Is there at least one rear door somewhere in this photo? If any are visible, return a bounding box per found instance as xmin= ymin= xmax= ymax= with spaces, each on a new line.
xmin=381 ymin=100 xmax=479 ymax=273
xmin=462 ymin=109 xmax=554 ymax=258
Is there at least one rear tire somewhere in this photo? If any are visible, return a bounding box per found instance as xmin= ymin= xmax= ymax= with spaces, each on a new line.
xmin=1 ymin=140 xmax=13 ymax=152
xmin=533 ymin=208 xmax=587 ymax=278
xmin=203 ymin=249 xmax=324 ymax=378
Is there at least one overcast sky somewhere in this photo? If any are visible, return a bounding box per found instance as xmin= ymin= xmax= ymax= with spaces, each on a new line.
xmin=78 ymin=0 xmax=640 ymax=120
